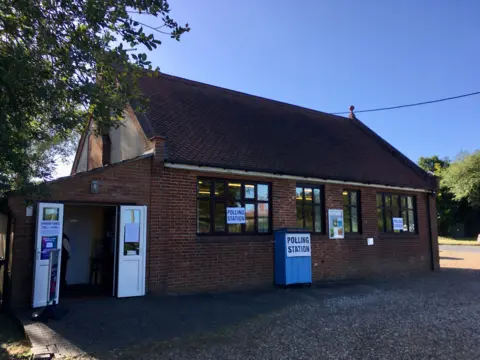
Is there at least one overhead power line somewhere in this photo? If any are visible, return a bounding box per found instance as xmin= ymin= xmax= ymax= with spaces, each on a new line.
xmin=331 ymin=91 xmax=480 ymax=115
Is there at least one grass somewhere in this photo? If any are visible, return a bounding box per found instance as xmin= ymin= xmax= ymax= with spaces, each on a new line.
xmin=0 ymin=313 xmax=31 ymax=360
xmin=438 ymin=236 xmax=480 ymax=246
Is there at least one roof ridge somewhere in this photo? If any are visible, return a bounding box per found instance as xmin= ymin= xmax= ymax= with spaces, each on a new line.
xmin=154 ymin=72 xmax=349 ymax=122
xmin=135 ymin=71 xmax=434 ymax=190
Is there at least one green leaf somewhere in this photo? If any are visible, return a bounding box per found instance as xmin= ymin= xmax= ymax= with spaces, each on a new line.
xmin=0 ymin=0 xmax=189 ymax=194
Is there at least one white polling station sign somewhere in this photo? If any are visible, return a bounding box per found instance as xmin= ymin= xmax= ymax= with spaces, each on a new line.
xmin=392 ymin=217 xmax=404 ymax=231
xmin=286 ymin=233 xmax=311 ymax=257
xmin=226 ymin=207 xmax=246 ymax=224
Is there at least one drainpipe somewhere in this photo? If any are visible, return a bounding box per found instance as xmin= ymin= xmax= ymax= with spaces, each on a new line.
xmin=426 ymin=191 xmax=435 ymax=271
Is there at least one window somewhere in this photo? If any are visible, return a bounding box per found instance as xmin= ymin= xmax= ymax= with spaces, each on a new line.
xmin=343 ymin=190 xmax=360 ymax=233
xmin=102 ymin=134 xmax=111 ymax=166
xmin=296 ymin=185 xmax=323 ymax=232
xmin=197 ymin=179 xmax=271 ymax=234
xmin=376 ymin=193 xmax=416 ymax=233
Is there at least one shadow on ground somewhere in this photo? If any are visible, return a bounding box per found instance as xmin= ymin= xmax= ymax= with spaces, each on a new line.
xmin=0 ymin=312 xmax=31 ymax=360
xmin=16 ymin=268 xmax=480 ymax=359
xmin=19 ymin=286 xmax=305 ymax=357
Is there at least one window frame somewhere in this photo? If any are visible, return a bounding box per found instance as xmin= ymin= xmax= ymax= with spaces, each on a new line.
xmin=295 ymin=183 xmax=325 ymax=233
xmin=196 ymin=178 xmax=272 ymax=236
xmin=376 ymin=193 xmax=417 ymax=234
xmin=343 ymin=190 xmax=361 ymax=234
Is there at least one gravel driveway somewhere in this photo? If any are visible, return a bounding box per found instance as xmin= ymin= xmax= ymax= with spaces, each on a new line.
xmin=115 ymin=267 xmax=480 ymax=359
xmin=21 ymin=251 xmax=480 ymax=360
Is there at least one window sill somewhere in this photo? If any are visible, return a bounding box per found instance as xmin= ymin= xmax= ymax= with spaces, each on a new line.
xmin=196 ymin=233 xmax=273 ymax=243
xmin=344 ymin=233 xmax=363 ymax=239
xmin=311 ymin=233 xmax=361 ymax=240
xmin=378 ymin=232 xmax=419 ymax=237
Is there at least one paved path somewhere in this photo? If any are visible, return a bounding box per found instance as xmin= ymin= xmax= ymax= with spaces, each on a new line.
xmin=20 ymin=319 xmax=85 ymax=358
xmin=440 ymin=244 xmax=480 ymax=253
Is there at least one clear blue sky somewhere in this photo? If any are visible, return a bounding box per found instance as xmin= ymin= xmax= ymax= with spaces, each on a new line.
xmin=56 ymin=1 xmax=480 ymax=176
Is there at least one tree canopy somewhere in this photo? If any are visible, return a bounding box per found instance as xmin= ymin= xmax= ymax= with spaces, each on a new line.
xmin=0 ymin=0 xmax=189 ymax=194
xmin=418 ymin=155 xmax=456 ymax=235
xmin=419 ymin=153 xmax=480 ymax=236
xmin=418 ymin=155 xmax=450 ymax=175
xmin=442 ymin=151 xmax=480 ymax=207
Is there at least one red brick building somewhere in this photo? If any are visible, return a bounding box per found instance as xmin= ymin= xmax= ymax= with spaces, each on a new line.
xmin=1 ymin=74 xmax=439 ymax=308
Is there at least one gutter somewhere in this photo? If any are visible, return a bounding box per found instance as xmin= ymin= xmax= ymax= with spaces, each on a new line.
xmin=164 ymin=162 xmax=431 ymax=193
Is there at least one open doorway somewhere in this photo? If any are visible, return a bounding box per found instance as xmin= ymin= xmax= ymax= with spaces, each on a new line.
xmin=62 ymin=204 xmax=117 ymax=299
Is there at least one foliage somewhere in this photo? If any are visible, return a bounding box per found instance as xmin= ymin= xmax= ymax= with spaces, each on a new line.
xmin=438 ymin=236 xmax=479 ymax=246
xmin=442 ymin=151 xmax=480 ymax=207
xmin=0 ymin=0 xmax=189 ymax=193
xmin=419 ymin=154 xmax=480 ymax=237
xmin=418 ymin=155 xmax=450 ymax=174
xmin=418 ymin=155 xmax=455 ymax=235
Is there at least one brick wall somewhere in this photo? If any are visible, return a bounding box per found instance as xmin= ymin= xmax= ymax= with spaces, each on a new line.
xmin=147 ymin=168 xmax=437 ymax=294
xmin=8 ymin=157 xmax=437 ymax=307
xmin=310 ymin=184 xmax=433 ymax=280
xmin=8 ymin=157 xmax=152 ymax=307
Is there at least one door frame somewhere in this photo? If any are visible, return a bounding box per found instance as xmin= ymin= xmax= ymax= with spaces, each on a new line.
xmin=0 ymin=211 xmax=13 ymax=310
xmin=31 ymin=201 xmax=147 ymax=305
xmin=61 ymin=203 xmax=120 ymax=298
xmin=117 ymin=205 xmax=147 ymax=298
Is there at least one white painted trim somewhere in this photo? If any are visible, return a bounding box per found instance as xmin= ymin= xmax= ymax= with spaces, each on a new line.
xmin=164 ymin=163 xmax=431 ymax=193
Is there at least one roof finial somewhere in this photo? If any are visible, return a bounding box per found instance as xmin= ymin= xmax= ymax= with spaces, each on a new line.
xmin=349 ymin=105 xmax=356 ymax=119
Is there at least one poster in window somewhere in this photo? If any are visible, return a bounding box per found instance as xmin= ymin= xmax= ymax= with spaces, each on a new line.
xmin=392 ymin=217 xmax=404 ymax=231
xmin=124 ymin=223 xmax=140 ymax=243
xmin=226 ymin=207 xmax=246 ymax=224
xmin=328 ymin=209 xmax=344 ymax=239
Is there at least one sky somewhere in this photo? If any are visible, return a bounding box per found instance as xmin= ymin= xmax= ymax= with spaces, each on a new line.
xmin=56 ymin=0 xmax=480 ymax=177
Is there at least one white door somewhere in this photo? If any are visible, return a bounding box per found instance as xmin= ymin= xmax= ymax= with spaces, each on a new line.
xmin=117 ymin=205 xmax=147 ymax=297
xmin=32 ymin=203 xmax=64 ymax=308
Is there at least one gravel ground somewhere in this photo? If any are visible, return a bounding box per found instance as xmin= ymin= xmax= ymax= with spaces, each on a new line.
xmin=114 ymin=267 xmax=480 ymax=360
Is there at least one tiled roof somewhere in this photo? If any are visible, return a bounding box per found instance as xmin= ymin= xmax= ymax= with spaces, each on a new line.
xmin=136 ymin=73 xmax=434 ymax=189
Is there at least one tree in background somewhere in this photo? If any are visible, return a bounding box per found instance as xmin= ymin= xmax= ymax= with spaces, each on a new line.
xmin=442 ymin=151 xmax=480 ymax=207
xmin=418 ymin=155 xmax=450 ymax=174
xmin=418 ymin=155 xmax=458 ymax=236
xmin=0 ymin=1 xmax=189 ymax=194
xmin=420 ymin=153 xmax=480 ymax=237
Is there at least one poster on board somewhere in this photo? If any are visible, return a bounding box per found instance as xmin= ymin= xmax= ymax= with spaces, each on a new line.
xmin=41 ymin=235 xmax=58 ymax=260
xmin=328 ymin=209 xmax=344 ymax=239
